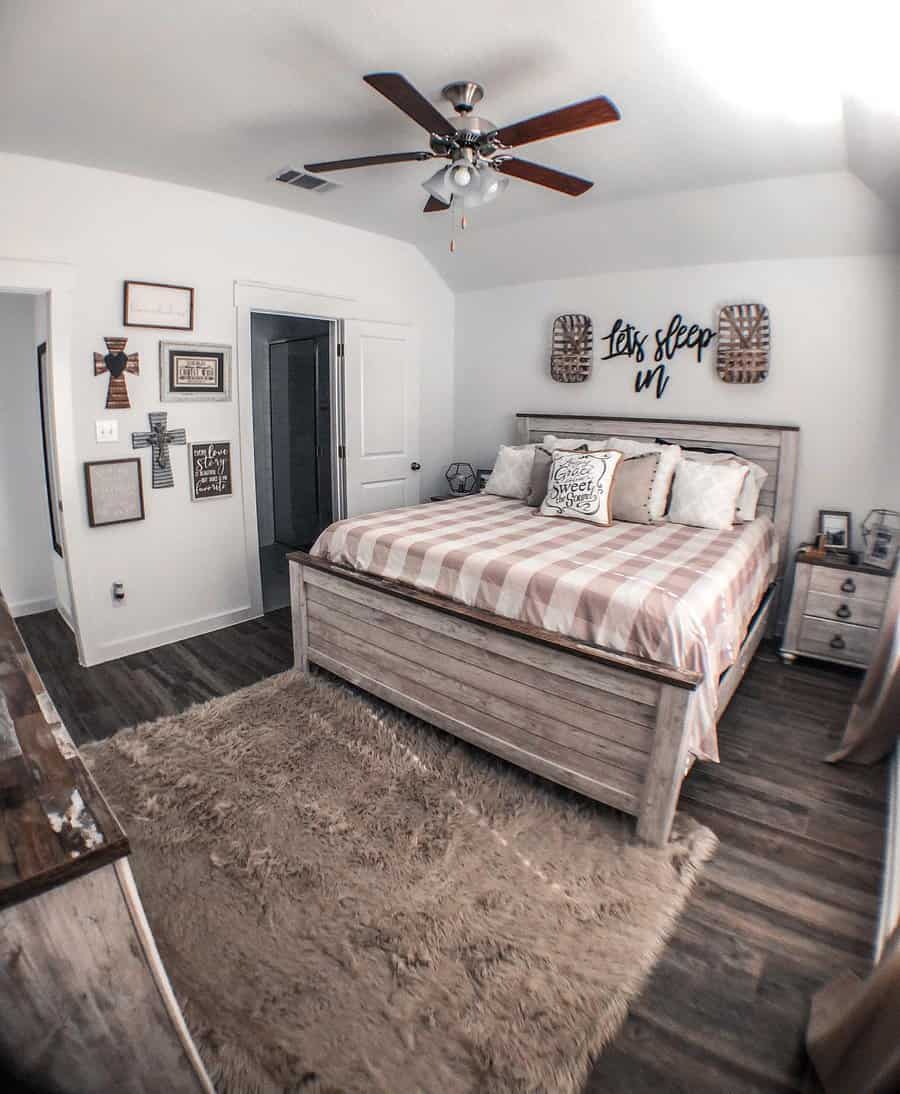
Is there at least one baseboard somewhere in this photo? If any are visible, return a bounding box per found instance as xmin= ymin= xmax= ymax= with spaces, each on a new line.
xmin=84 ymin=605 xmax=260 ymax=666
xmin=9 ymin=595 xmax=57 ymax=618
xmin=56 ymin=601 xmax=75 ymax=633
xmin=876 ymin=745 xmax=900 ymax=963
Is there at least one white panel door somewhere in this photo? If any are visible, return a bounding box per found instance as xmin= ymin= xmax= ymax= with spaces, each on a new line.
xmin=343 ymin=320 xmax=420 ymax=517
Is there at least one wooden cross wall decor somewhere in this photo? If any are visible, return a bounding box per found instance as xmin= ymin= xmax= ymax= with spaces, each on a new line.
xmin=94 ymin=337 xmax=140 ymax=409
xmin=131 ymin=411 xmax=187 ymax=489
xmin=716 ymin=303 xmax=770 ymax=384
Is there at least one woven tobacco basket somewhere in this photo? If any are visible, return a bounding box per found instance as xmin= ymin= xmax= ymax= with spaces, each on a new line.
xmin=716 ymin=303 xmax=770 ymax=384
xmin=551 ymin=314 xmax=593 ymax=383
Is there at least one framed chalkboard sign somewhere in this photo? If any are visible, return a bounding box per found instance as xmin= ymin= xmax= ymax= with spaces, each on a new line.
xmin=189 ymin=441 xmax=233 ymax=501
xmin=84 ymin=458 xmax=145 ymax=527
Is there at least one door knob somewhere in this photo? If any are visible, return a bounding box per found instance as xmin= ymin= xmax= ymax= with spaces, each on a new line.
xmin=410 ymin=461 xmax=421 ymax=471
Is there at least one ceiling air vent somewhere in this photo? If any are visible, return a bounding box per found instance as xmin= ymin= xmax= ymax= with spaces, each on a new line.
xmin=274 ymin=168 xmax=340 ymax=194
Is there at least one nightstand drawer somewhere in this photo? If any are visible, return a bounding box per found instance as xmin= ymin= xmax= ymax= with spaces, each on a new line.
xmin=805 ymin=590 xmax=884 ymax=629
xmin=808 ymin=567 xmax=889 ymax=604
xmin=798 ymin=617 xmax=877 ymax=665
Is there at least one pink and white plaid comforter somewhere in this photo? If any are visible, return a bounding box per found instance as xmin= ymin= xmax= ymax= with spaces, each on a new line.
xmin=311 ymin=494 xmax=778 ymax=761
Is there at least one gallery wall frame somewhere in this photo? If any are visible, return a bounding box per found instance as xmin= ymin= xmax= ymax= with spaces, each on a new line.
xmin=124 ymin=280 xmax=195 ymax=331
xmin=84 ymin=458 xmax=145 ymax=528
xmin=189 ymin=441 xmax=233 ymax=501
xmin=159 ymin=342 xmax=232 ymax=402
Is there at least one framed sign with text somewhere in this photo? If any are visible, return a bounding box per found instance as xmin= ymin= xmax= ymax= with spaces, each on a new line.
xmin=189 ymin=441 xmax=233 ymax=501
xmin=84 ymin=458 xmax=145 ymax=527
xmin=159 ymin=342 xmax=232 ymax=402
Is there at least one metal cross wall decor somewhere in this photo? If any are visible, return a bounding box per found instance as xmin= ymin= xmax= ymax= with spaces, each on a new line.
xmin=131 ymin=411 xmax=187 ymax=489
xmin=94 ymin=337 xmax=140 ymax=409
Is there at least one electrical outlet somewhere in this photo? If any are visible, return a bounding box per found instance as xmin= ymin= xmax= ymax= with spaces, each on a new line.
xmin=96 ymin=420 xmax=119 ymax=444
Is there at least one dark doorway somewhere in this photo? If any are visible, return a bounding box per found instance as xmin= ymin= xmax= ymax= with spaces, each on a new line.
xmin=251 ymin=314 xmax=335 ymax=612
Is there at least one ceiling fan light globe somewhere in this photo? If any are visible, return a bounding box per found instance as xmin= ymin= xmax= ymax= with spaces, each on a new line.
xmin=479 ymin=173 xmax=509 ymax=205
xmin=422 ymin=166 xmax=453 ymax=204
xmin=450 ymin=164 xmax=472 ymax=189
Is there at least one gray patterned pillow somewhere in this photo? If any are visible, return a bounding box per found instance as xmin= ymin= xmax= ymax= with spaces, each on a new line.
xmin=484 ymin=445 xmax=536 ymax=500
xmin=527 ymin=444 xmax=588 ymax=507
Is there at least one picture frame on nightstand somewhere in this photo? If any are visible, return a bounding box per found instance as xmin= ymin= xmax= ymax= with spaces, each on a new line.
xmin=818 ymin=509 xmax=851 ymax=552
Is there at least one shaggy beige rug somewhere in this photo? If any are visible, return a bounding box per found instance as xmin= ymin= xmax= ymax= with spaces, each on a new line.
xmin=84 ymin=670 xmax=715 ymax=1094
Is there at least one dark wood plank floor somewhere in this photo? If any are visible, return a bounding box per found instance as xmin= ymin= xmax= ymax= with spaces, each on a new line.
xmin=18 ymin=610 xmax=887 ymax=1094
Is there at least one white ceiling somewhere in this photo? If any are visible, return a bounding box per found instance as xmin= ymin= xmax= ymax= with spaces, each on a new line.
xmin=1 ymin=0 xmax=898 ymax=287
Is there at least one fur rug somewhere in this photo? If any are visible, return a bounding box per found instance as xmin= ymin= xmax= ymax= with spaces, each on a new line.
xmin=84 ymin=670 xmax=715 ymax=1093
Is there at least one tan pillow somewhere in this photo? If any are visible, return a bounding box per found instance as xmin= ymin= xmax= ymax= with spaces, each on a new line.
xmin=606 ymin=437 xmax=682 ymax=520
xmin=611 ymin=452 xmax=661 ymax=524
xmin=527 ymin=444 xmax=587 ymax=507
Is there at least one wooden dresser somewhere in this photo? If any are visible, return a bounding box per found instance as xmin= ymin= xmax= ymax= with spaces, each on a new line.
xmin=781 ymin=551 xmax=893 ymax=668
xmin=0 ymin=591 xmax=213 ymax=1093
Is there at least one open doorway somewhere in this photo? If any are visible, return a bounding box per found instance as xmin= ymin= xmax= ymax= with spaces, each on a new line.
xmin=251 ymin=313 xmax=339 ymax=612
xmin=0 ymin=290 xmax=70 ymax=622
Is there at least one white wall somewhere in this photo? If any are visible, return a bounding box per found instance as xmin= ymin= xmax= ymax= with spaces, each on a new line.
xmin=455 ymin=255 xmax=899 ymax=559
xmin=0 ymin=292 xmax=57 ymax=616
xmin=0 ymin=151 xmax=455 ymax=664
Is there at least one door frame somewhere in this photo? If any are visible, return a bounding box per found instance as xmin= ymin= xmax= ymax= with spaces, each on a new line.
xmin=0 ymin=258 xmax=87 ymax=662
xmin=235 ymin=281 xmax=356 ymax=618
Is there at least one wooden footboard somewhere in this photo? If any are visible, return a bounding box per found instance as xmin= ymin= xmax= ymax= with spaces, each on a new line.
xmin=289 ymin=554 xmax=703 ymax=846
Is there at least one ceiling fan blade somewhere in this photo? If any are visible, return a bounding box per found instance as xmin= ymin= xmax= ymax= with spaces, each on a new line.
xmin=423 ymin=195 xmax=450 ymax=213
xmin=492 ymin=96 xmax=620 ymax=149
xmin=305 ymin=151 xmax=433 ymax=173
xmin=493 ymin=158 xmax=593 ymax=196
xmin=363 ymin=73 xmax=457 ymax=138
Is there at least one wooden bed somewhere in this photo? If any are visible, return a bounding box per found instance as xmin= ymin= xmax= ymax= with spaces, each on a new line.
xmin=288 ymin=413 xmax=799 ymax=845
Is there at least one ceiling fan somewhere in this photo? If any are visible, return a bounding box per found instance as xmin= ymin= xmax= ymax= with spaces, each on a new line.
xmin=304 ymin=73 xmax=620 ymax=214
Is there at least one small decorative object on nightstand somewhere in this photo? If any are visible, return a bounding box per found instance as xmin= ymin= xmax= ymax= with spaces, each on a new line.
xmin=781 ymin=548 xmax=895 ymax=668
xmin=861 ymin=509 xmax=900 ymax=571
xmin=444 ymin=462 xmax=476 ymax=495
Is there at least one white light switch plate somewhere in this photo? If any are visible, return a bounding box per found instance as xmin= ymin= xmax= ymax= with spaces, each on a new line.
xmin=96 ymin=420 xmax=119 ymax=444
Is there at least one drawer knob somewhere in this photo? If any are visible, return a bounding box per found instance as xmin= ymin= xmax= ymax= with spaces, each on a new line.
xmin=830 ymin=634 xmax=846 ymax=650
xmin=840 ymin=578 xmax=856 ymax=594
xmin=836 ymin=604 xmax=852 ymax=619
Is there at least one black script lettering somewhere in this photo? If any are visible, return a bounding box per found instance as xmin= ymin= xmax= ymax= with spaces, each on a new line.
xmin=654 ymin=313 xmax=716 ymax=363
xmin=601 ymin=318 xmax=647 ymax=363
xmin=635 ymin=363 xmax=670 ymax=399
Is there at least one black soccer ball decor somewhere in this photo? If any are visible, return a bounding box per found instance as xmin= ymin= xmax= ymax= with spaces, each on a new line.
xmin=445 ymin=462 xmax=476 ymax=495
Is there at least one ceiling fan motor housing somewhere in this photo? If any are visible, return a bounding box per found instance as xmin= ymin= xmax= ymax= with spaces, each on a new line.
xmin=441 ymin=81 xmax=484 ymax=113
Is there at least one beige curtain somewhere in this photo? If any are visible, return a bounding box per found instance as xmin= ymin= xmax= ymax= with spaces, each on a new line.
xmin=806 ymin=570 xmax=900 ymax=1091
xmin=828 ymin=568 xmax=900 ymax=765
xmin=807 ymin=930 xmax=900 ymax=1094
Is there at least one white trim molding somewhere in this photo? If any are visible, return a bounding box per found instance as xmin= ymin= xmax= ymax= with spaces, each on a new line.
xmin=876 ymin=745 xmax=900 ymax=962
xmin=233 ymin=281 xmax=360 ymax=619
xmin=9 ymin=596 xmax=57 ymax=619
xmin=92 ymin=604 xmax=256 ymax=665
xmin=0 ymin=257 xmax=85 ymax=662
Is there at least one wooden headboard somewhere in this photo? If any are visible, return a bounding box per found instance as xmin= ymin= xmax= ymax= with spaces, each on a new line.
xmin=515 ymin=412 xmax=800 ymax=589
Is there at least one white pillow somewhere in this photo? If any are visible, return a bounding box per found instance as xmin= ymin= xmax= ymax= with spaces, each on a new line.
xmin=667 ymin=460 xmax=749 ymax=531
xmin=540 ymin=450 xmax=623 ymax=526
xmin=484 ymin=444 xmax=536 ymax=500
xmin=542 ymin=434 xmax=608 ymax=452
xmin=683 ymin=451 xmax=767 ymax=521
xmin=605 ymin=437 xmax=682 ymax=521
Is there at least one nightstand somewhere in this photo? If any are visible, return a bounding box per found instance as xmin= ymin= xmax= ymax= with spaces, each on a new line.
xmin=781 ymin=550 xmax=893 ymax=668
